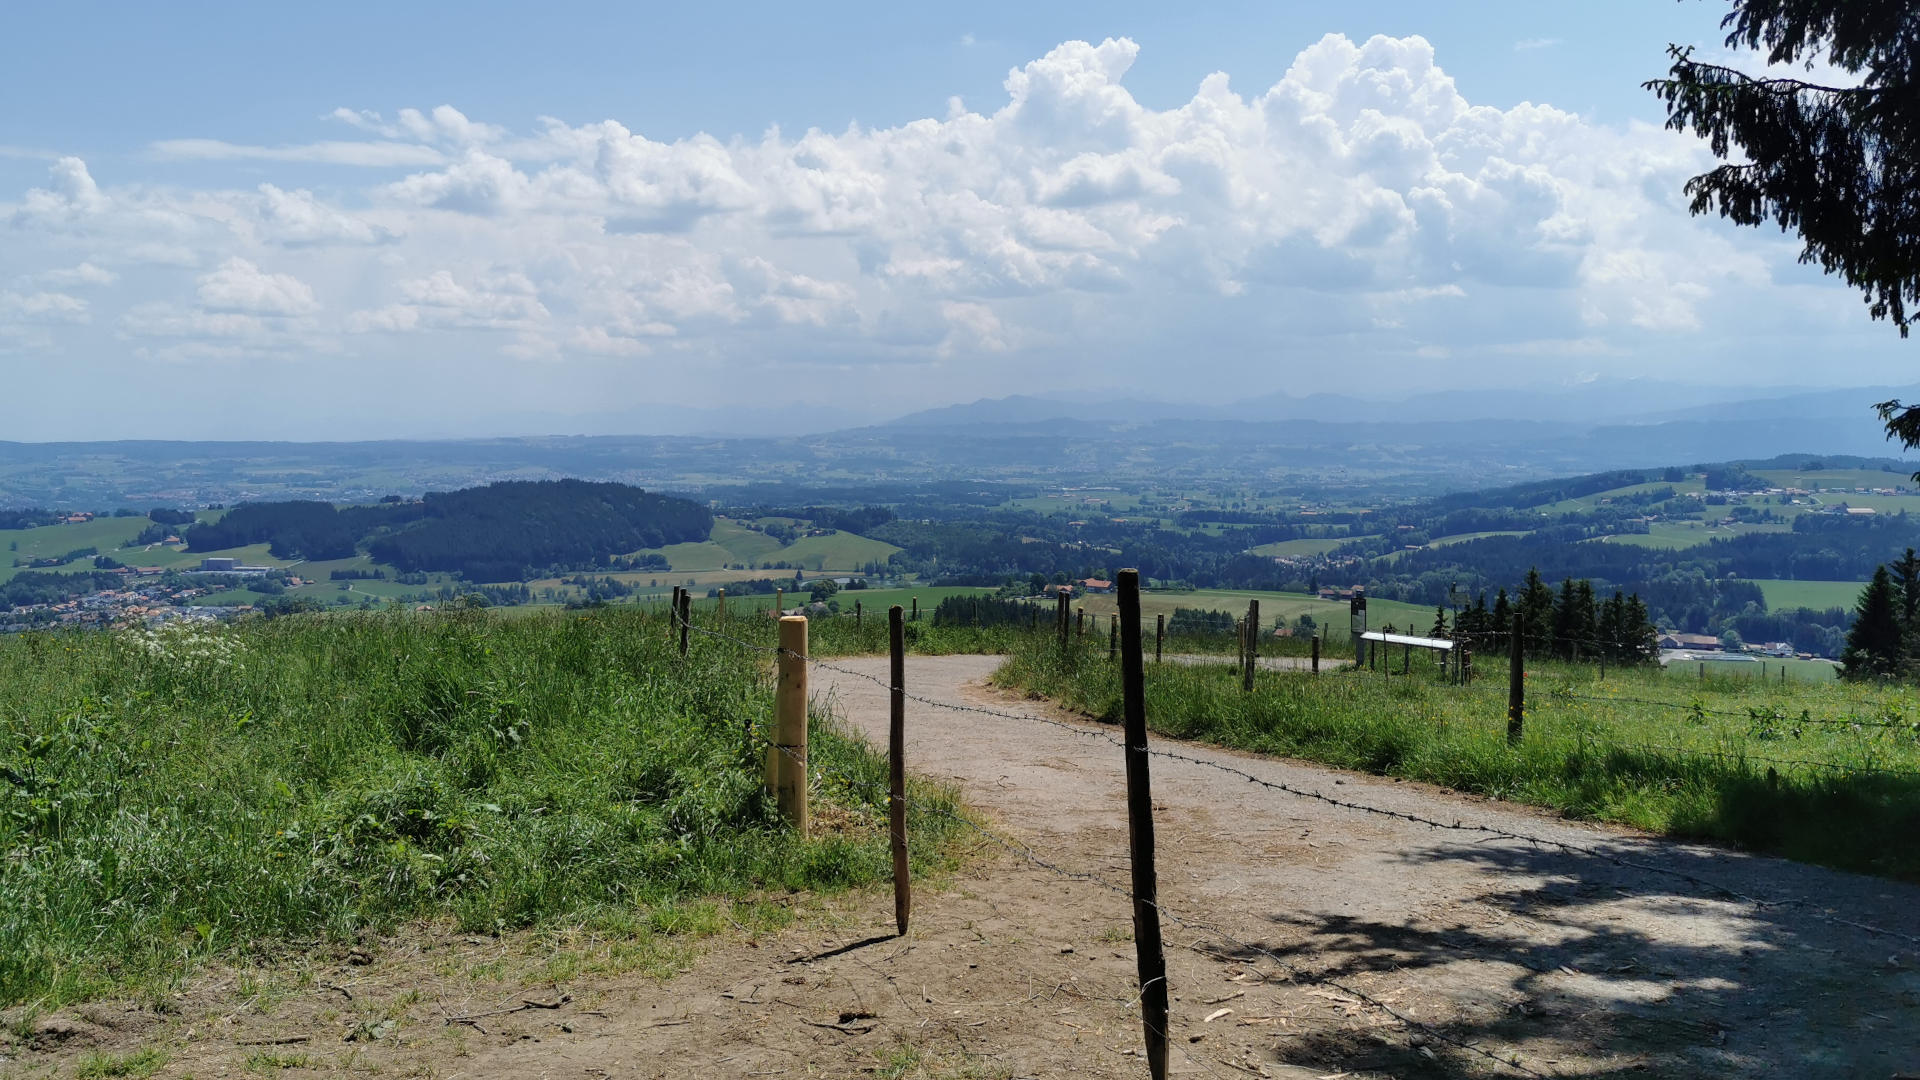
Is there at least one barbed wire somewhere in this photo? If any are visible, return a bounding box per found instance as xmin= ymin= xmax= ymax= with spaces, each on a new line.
xmin=680 ymin=612 xmax=1920 ymax=951
xmin=755 ymin=731 xmax=1540 ymax=1077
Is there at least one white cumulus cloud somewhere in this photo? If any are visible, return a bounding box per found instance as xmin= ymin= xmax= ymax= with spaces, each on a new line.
xmin=0 ymin=32 xmax=1900 ymax=415
xmin=196 ymin=258 xmax=320 ymax=315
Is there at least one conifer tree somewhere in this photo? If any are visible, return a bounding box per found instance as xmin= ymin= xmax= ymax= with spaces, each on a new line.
xmin=1429 ymin=605 xmax=1448 ymax=639
xmin=1892 ymin=547 xmax=1920 ymax=656
xmin=1649 ymin=3 xmax=1920 ymax=357
xmin=1491 ymin=588 xmax=1513 ymax=648
xmin=1843 ymin=566 xmax=1904 ymax=679
xmin=1574 ymin=580 xmax=1599 ymax=655
xmin=1520 ymin=569 xmax=1555 ymax=657
xmin=1600 ymin=590 xmax=1629 ymax=661
xmin=1624 ymin=594 xmax=1658 ymax=663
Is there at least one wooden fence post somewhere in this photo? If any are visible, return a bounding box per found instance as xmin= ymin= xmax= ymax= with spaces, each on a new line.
xmin=678 ymin=590 xmax=692 ymax=659
xmin=774 ymin=587 xmax=783 ymax=618
xmin=889 ymin=605 xmax=910 ymax=936
xmin=1243 ymin=599 xmax=1259 ymax=692
xmin=1155 ymin=613 xmax=1164 ymax=663
xmin=1109 ymin=615 xmax=1117 ymax=660
xmin=716 ymin=588 xmax=726 ymax=621
xmin=1311 ymin=634 xmax=1320 ymax=674
xmin=1077 ymin=608 xmax=1085 ymax=637
xmin=911 ymin=595 xmax=918 ymax=622
xmin=669 ymin=586 xmax=681 ymax=639
xmin=1056 ymin=591 xmax=1071 ymax=651
xmin=773 ymin=616 xmax=809 ymax=832
xmin=855 ymin=599 xmax=862 ymax=628
xmin=1116 ymin=569 xmax=1168 ymax=1080
xmin=1507 ymin=614 xmax=1524 ymax=745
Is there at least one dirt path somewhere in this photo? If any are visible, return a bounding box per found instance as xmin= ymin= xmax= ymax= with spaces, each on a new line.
xmin=13 ymin=655 xmax=1919 ymax=1080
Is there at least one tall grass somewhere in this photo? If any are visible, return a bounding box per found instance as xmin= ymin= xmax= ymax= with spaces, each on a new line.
xmin=0 ymin=609 xmax=961 ymax=1008
xmin=994 ymin=638 xmax=1920 ymax=880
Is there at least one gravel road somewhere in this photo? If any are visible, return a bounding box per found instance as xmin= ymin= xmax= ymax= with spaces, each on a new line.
xmin=804 ymin=653 xmax=1920 ymax=1078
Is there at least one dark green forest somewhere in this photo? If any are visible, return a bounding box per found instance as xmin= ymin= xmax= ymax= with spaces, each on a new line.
xmin=185 ymin=481 xmax=712 ymax=581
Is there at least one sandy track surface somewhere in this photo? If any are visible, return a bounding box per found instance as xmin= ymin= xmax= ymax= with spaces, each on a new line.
xmin=11 ymin=655 xmax=1919 ymax=1080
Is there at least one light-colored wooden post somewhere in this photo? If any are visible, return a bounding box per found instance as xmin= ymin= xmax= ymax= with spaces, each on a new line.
xmin=774 ymin=587 xmax=783 ymax=618
xmin=772 ymin=616 xmax=809 ymax=832
xmin=716 ymin=588 xmax=726 ymax=621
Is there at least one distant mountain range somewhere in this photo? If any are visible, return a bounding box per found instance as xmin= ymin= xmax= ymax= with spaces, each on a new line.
xmin=875 ymin=380 xmax=1920 ymax=430
xmin=4 ymin=380 xmax=1918 ymax=508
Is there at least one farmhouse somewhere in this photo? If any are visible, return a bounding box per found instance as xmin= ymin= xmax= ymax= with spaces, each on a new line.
xmin=1657 ymin=632 xmax=1721 ymax=652
xmin=1080 ymin=578 xmax=1114 ymax=594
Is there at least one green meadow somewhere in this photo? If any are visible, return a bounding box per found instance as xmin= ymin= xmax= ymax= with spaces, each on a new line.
xmin=0 ymin=609 xmax=963 ymax=1007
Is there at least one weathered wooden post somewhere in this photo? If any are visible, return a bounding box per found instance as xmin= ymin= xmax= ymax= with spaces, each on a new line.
xmin=1243 ymin=599 xmax=1259 ymax=692
xmin=669 ymin=586 xmax=681 ymax=639
xmin=1116 ymin=569 xmax=1168 ymax=1080
xmin=1077 ymin=608 xmax=1085 ymax=637
xmin=1056 ymin=590 xmax=1071 ymax=651
xmin=716 ymin=588 xmax=726 ymax=621
xmin=1462 ymin=641 xmax=1473 ymax=685
xmin=1507 ymin=614 xmax=1524 ymax=745
xmin=855 ymin=599 xmax=862 ymax=628
xmin=774 ymin=587 xmax=783 ymax=618
xmin=889 ymin=605 xmax=909 ymax=935
xmin=1311 ymin=634 xmax=1320 ymax=675
xmin=1109 ymin=615 xmax=1117 ymax=661
xmin=1154 ymin=613 xmax=1164 ymax=663
xmin=911 ymin=595 xmax=918 ymax=622
xmin=772 ymin=615 xmax=809 ymax=831
xmin=678 ymin=590 xmax=692 ymax=658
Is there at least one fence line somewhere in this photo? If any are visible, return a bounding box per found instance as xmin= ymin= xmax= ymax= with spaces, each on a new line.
xmin=664 ymin=595 xmax=1920 ymax=1068
xmin=750 ymin=727 xmax=1537 ymax=1077
xmin=672 ymin=605 xmax=1920 ymax=949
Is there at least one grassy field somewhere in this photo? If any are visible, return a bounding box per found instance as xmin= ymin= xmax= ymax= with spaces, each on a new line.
xmin=994 ymin=639 xmax=1920 ymax=880
xmin=1600 ymin=520 xmax=1790 ymax=549
xmin=625 ymin=520 xmax=900 ymax=574
xmin=0 ymin=609 xmax=963 ymax=1007
xmin=1748 ymin=578 xmax=1868 ymax=612
xmin=1247 ymin=536 xmax=1347 ymax=558
xmin=1660 ymin=654 xmax=1841 ymax=684
xmin=1068 ymin=588 xmax=1433 ymax=636
xmin=1751 ymin=468 xmax=1918 ymax=491
xmin=1533 ymin=479 xmax=1705 ymax=516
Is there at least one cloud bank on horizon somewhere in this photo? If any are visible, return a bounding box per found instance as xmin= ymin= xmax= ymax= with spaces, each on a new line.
xmin=0 ymin=33 xmax=1900 ymax=435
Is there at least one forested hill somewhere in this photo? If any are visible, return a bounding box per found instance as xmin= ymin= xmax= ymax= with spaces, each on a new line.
xmin=186 ymin=480 xmax=711 ymax=581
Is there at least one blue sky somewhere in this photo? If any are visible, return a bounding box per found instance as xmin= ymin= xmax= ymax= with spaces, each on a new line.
xmin=2 ymin=2 xmax=1910 ymax=440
